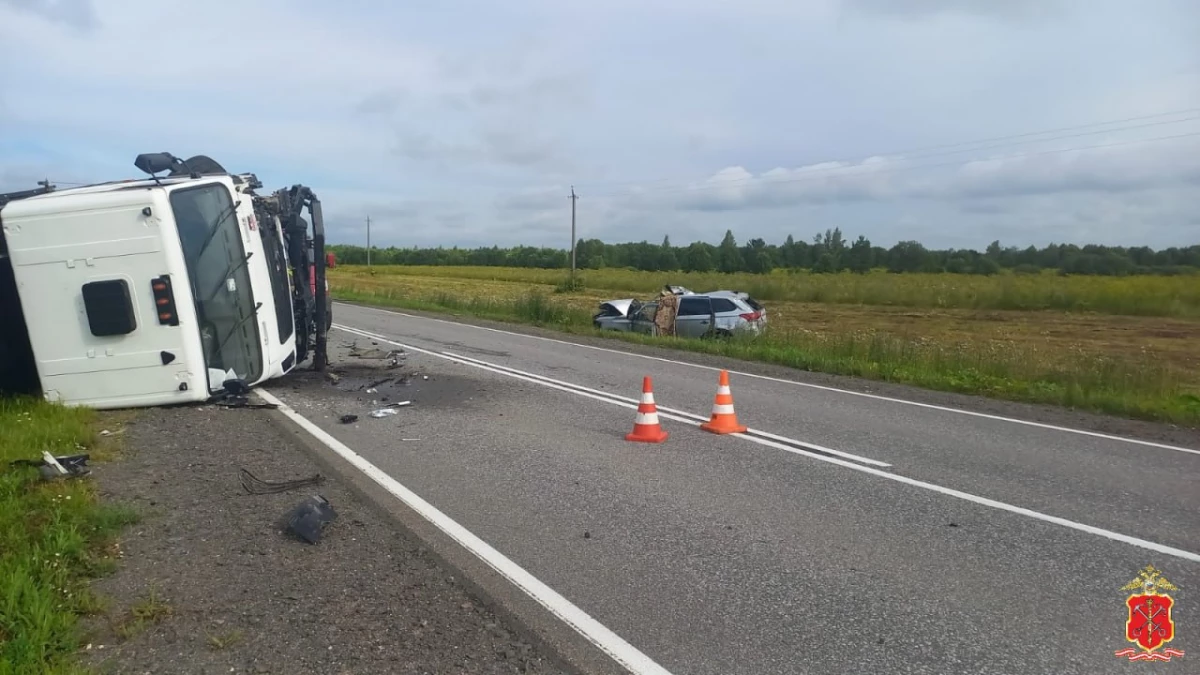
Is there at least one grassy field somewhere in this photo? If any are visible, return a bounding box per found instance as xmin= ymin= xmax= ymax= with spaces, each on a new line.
xmin=0 ymin=398 xmax=136 ymax=675
xmin=328 ymin=265 xmax=1200 ymax=425
xmin=339 ymin=265 xmax=1200 ymax=317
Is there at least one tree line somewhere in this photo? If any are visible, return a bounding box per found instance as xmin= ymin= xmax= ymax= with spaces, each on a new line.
xmin=328 ymin=229 xmax=1200 ymax=276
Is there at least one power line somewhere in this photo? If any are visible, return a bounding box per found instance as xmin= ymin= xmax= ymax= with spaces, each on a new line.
xmin=571 ymin=106 xmax=1200 ymax=192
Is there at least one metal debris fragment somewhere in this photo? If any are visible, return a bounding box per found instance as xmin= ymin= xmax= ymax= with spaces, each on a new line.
xmin=9 ymin=452 xmax=91 ymax=480
xmin=240 ymin=468 xmax=325 ymax=495
xmin=282 ymin=495 xmax=338 ymax=544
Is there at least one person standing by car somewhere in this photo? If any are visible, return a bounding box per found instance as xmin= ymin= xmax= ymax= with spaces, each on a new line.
xmin=654 ymin=286 xmax=679 ymax=337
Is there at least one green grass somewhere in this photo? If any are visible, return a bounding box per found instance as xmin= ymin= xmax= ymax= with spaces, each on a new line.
xmin=0 ymin=398 xmax=138 ymax=675
xmin=339 ymin=265 xmax=1200 ymax=317
xmin=111 ymin=587 xmax=172 ymax=642
xmin=333 ymin=287 xmax=1200 ymax=426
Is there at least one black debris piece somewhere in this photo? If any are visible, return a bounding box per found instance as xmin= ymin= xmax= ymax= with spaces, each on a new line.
xmin=206 ymin=378 xmax=278 ymax=409
xmin=240 ymin=468 xmax=325 ymax=495
xmin=339 ymin=414 xmax=359 ymax=424
xmin=222 ymin=378 xmax=251 ymax=396
xmin=364 ymin=377 xmax=392 ymax=391
xmin=10 ymin=452 xmax=91 ymax=480
xmin=55 ymin=453 xmax=91 ymax=476
xmin=282 ymin=495 xmax=338 ymax=544
xmin=213 ymin=395 xmax=278 ymax=410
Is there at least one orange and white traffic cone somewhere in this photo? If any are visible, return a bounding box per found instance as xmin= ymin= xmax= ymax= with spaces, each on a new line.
xmin=625 ymin=376 xmax=669 ymax=443
xmin=700 ymin=370 xmax=747 ymax=434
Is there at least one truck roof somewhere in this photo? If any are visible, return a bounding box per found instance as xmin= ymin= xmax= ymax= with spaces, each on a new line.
xmin=14 ymin=176 xmax=195 ymax=201
xmin=2 ymin=170 xmax=257 ymax=207
xmin=0 ymin=174 xmax=238 ymax=217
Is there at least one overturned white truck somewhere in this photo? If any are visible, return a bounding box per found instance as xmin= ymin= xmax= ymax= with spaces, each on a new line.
xmin=0 ymin=153 xmax=331 ymax=409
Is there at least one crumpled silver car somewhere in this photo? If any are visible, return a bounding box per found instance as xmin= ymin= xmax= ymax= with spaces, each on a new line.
xmin=592 ymin=289 xmax=767 ymax=338
xmin=593 ymin=298 xmax=643 ymax=331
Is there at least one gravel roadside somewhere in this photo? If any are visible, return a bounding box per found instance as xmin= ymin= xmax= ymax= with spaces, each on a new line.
xmin=80 ymin=402 xmax=574 ymax=675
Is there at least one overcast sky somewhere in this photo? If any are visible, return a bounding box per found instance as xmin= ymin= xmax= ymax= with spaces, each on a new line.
xmin=1 ymin=0 xmax=1198 ymax=251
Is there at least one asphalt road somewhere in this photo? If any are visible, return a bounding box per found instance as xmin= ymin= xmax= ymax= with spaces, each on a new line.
xmin=266 ymin=301 xmax=1200 ymax=675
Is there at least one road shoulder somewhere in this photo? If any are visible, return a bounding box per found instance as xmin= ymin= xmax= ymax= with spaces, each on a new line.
xmin=80 ymin=403 xmax=576 ymax=674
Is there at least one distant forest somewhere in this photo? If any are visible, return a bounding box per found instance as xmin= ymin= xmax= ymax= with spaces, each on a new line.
xmin=328 ymin=229 xmax=1200 ymax=276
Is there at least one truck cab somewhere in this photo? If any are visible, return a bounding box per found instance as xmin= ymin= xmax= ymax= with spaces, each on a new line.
xmin=0 ymin=175 xmax=281 ymax=408
xmin=228 ymin=173 xmax=299 ymax=380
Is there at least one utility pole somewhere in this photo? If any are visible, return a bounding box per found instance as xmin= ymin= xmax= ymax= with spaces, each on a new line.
xmin=569 ymin=186 xmax=578 ymax=284
xmin=366 ymin=215 xmax=371 ymax=267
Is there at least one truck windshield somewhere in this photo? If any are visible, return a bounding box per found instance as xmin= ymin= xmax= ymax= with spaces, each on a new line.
xmin=170 ymin=183 xmax=264 ymax=386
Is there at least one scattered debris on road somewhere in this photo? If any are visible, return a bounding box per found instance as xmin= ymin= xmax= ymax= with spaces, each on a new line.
xmin=81 ymin=405 xmax=567 ymax=674
xmin=369 ymin=408 xmax=398 ymax=418
xmin=338 ymin=413 xmax=358 ymax=424
xmin=347 ymin=345 xmax=403 ymax=361
xmin=365 ymin=376 xmax=393 ymax=390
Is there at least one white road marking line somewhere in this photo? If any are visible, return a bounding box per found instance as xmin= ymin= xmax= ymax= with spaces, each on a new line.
xmin=342 ymin=302 xmax=1200 ymax=456
xmin=255 ymin=387 xmax=676 ymax=675
xmin=335 ymin=322 xmax=889 ymax=469
xmin=438 ymin=347 xmax=892 ymax=468
xmin=333 ymin=322 xmax=1200 ymax=565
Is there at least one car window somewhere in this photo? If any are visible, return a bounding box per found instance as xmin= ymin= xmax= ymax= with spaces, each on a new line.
xmin=710 ymin=298 xmax=738 ymax=313
xmin=639 ymin=304 xmax=657 ymax=321
xmin=743 ymin=296 xmax=764 ymax=311
xmin=678 ymin=296 xmax=712 ymax=316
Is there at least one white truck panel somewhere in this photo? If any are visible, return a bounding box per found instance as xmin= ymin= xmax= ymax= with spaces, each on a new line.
xmin=4 ymin=188 xmax=209 ymax=409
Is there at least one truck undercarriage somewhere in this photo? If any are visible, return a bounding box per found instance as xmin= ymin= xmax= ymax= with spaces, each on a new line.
xmin=0 ymin=184 xmax=53 ymax=395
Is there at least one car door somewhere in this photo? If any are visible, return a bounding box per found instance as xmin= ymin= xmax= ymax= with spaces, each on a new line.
xmin=676 ymin=296 xmax=714 ymax=338
xmin=632 ymin=302 xmax=658 ymax=334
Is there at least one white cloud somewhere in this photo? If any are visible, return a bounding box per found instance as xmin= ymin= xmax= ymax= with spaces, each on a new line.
xmin=1 ymin=0 xmax=1198 ymax=251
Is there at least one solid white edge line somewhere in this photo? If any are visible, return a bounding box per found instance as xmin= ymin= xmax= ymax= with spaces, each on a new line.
xmin=254 ymin=386 xmax=676 ymax=675
xmin=341 ymin=303 xmax=1200 ymax=456
xmin=334 ymin=323 xmax=1200 ymax=565
xmin=437 ymin=347 xmax=892 ymax=468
